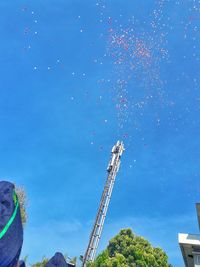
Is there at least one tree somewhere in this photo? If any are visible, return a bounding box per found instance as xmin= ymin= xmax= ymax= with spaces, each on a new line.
xmin=31 ymin=257 xmax=48 ymax=267
xmin=87 ymin=228 xmax=172 ymax=267
xmin=15 ymin=185 xmax=27 ymax=226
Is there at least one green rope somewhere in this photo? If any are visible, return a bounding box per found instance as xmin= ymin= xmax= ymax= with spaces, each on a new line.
xmin=0 ymin=191 xmax=19 ymax=239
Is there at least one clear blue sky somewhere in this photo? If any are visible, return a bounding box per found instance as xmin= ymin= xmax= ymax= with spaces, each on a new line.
xmin=1 ymin=1 xmax=200 ymax=266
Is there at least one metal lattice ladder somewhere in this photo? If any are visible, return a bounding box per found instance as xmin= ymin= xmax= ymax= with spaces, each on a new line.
xmin=82 ymin=141 xmax=125 ymax=267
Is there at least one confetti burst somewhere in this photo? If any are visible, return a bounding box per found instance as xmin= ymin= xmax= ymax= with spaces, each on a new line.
xmin=104 ymin=0 xmax=169 ymax=133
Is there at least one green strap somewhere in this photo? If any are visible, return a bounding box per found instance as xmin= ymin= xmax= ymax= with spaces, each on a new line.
xmin=0 ymin=191 xmax=19 ymax=239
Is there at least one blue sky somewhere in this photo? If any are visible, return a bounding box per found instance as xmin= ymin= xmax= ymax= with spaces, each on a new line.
xmin=1 ymin=1 xmax=200 ymax=266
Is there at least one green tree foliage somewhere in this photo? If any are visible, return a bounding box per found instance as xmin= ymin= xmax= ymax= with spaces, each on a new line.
xmin=31 ymin=257 xmax=48 ymax=267
xmin=15 ymin=185 xmax=27 ymax=226
xmin=87 ymin=228 xmax=172 ymax=267
xmin=70 ymin=257 xmax=77 ymax=265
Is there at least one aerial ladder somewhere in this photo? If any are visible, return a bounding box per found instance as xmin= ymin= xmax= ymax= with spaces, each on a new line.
xmin=82 ymin=141 xmax=125 ymax=267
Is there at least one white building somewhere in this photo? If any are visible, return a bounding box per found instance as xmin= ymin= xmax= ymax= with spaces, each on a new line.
xmin=179 ymin=204 xmax=200 ymax=267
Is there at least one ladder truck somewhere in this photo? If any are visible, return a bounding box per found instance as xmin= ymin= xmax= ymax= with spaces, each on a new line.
xmin=82 ymin=141 xmax=125 ymax=267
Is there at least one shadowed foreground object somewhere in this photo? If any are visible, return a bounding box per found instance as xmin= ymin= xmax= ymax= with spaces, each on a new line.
xmin=0 ymin=181 xmax=23 ymax=267
xmin=18 ymin=261 xmax=26 ymax=267
xmin=44 ymin=252 xmax=68 ymax=267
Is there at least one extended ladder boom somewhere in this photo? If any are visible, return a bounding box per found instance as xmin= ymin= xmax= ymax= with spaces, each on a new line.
xmin=82 ymin=141 xmax=125 ymax=267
